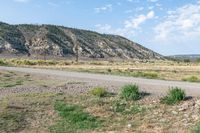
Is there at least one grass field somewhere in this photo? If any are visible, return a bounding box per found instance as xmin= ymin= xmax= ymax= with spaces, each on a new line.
xmin=1 ymin=58 xmax=200 ymax=82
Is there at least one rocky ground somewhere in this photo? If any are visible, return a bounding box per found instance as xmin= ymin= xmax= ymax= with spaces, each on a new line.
xmin=0 ymin=70 xmax=200 ymax=133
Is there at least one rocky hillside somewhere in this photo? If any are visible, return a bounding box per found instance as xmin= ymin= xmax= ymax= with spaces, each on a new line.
xmin=0 ymin=22 xmax=164 ymax=60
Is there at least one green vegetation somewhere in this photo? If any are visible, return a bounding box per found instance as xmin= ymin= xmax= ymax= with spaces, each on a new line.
xmin=90 ymin=87 xmax=108 ymax=97
xmin=133 ymin=71 xmax=159 ymax=79
xmin=0 ymin=58 xmax=74 ymax=66
xmin=192 ymin=122 xmax=200 ymax=133
xmin=196 ymin=58 xmax=200 ymax=62
xmin=0 ymin=59 xmax=8 ymax=66
xmin=0 ymin=110 xmax=27 ymax=133
xmin=160 ymin=87 xmax=186 ymax=105
xmin=0 ymin=89 xmax=197 ymax=132
xmin=120 ymin=84 xmax=141 ymax=101
xmin=50 ymin=101 xmax=101 ymax=133
xmin=182 ymin=76 xmax=200 ymax=83
xmin=0 ymin=80 xmax=24 ymax=88
xmin=113 ymin=101 xmax=146 ymax=115
xmin=0 ymin=71 xmax=29 ymax=88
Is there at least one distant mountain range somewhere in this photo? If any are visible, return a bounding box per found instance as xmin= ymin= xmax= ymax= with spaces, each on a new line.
xmin=168 ymin=54 xmax=200 ymax=61
xmin=0 ymin=22 xmax=164 ymax=60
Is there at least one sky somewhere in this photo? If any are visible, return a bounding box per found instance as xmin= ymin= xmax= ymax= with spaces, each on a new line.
xmin=0 ymin=0 xmax=200 ymax=55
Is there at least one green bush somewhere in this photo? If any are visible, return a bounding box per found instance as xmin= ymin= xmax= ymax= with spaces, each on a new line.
xmin=121 ymin=84 xmax=141 ymax=101
xmin=90 ymin=87 xmax=107 ymax=97
xmin=182 ymin=76 xmax=200 ymax=82
xmin=160 ymin=87 xmax=186 ymax=105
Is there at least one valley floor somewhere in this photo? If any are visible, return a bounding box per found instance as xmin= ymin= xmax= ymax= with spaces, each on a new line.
xmin=0 ymin=67 xmax=200 ymax=132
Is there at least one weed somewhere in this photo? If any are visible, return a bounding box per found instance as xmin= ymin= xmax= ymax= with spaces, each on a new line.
xmin=160 ymin=87 xmax=186 ymax=105
xmin=0 ymin=59 xmax=8 ymax=66
xmin=121 ymin=84 xmax=141 ymax=101
xmin=113 ymin=101 xmax=126 ymax=113
xmin=90 ymin=87 xmax=108 ymax=97
xmin=113 ymin=101 xmax=146 ymax=115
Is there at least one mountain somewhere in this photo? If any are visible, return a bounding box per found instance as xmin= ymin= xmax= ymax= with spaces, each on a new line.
xmin=0 ymin=22 xmax=164 ymax=60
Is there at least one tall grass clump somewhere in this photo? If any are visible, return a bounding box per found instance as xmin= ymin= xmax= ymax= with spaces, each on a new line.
xmin=160 ymin=87 xmax=186 ymax=105
xmin=90 ymin=87 xmax=107 ymax=97
xmin=121 ymin=84 xmax=141 ymax=101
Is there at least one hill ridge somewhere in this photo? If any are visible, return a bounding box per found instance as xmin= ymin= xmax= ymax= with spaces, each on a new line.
xmin=0 ymin=22 xmax=164 ymax=60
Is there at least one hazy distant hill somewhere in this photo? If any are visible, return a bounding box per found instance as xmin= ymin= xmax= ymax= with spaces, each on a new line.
xmin=169 ymin=54 xmax=200 ymax=62
xmin=0 ymin=22 xmax=164 ymax=60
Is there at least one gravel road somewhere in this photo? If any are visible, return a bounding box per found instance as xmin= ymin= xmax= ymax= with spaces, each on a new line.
xmin=0 ymin=66 xmax=200 ymax=97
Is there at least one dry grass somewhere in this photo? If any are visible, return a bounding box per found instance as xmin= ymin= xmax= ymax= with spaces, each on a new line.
xmin=1 ymin=58 xmax=199 ymax=82
xmin=0 ymin=92 xmax=199 ymax=133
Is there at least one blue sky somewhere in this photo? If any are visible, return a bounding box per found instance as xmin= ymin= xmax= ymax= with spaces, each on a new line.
xmin=0 ymin=0 xmax=200 ymax=55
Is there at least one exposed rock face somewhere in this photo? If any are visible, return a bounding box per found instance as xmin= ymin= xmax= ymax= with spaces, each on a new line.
xmin=0 ymin=22 xmax=164 ymax=59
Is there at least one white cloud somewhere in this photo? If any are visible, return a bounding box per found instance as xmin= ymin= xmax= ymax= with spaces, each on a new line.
xmin=124 ymin=11 xmax=155 ymax=29
xmin=95 ymin=24 xmax=135 ymax=37
xmin=154 ymin=4 xmax=200 ymax=42
xmin=95 ymin=4 xmax=112 ymax=13
xmin=95 ymin=11 xmax=155 ymax=38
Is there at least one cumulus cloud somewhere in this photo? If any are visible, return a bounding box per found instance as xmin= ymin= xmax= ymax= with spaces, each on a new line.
xmin=95 ymin=4 xmax=112 ymax=13
xmin=95 ymin=11 xmax=155 ymax=38
xmin=154 ymin=4 xmax=200 ymax=42
xmin=95 ymin=24 xmax=135 ymax=37
xmin=124 ymin=11 xmax=155 ymax=29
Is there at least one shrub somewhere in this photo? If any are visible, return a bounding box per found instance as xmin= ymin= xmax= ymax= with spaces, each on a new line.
xmin=160 ymin=87 xmax=186 ymax=105
xmin=121 ymin=84 xmax=141 ymax=101
xmin=23 ymin=60 xmax=36 ymax=65
xmin=90 ymin=87 xmax=107 ymax=97
xmin=182 ymin=76 xmax=200 ymax=82
xmin=0 ymin=59 xmax=8 ymax=66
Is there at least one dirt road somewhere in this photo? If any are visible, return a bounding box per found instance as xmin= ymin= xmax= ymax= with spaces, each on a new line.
xmin=0 ymin=66 xmax=200 ymax=97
